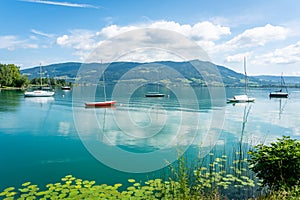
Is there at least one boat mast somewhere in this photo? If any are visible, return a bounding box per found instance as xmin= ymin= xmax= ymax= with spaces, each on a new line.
xmin=281 ymin=72 xmax=283 ymax=90
xmin=281 ymin=72 xmax=288 ymax=93
xmin=102 ymin=61 xmax=107 ymax=101
xmin=40 ymin=63 xmax=42 ymax=88
xmin=244 ymin=57 xmax=248 ymax=95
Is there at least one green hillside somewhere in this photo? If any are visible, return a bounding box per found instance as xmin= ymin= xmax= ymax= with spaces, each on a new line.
xmin=20 ymin=60 xmax=298 ymax=87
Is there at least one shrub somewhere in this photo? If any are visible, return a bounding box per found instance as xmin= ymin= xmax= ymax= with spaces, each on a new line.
xmin=248 ymin=136 xmax=300 ymax=190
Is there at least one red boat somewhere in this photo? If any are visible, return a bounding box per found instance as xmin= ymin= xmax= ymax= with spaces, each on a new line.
xmin=85 ymin=100 xmax=116 ymax=107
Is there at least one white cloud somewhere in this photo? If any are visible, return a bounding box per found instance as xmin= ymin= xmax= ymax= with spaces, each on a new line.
xmin=20 ymin=0 xmax=100 ymax=9
xmin=56 ymin=20 xmax=231 ymax=62
xmin=54 ymin=21 xmax=296 ymax=69
xmin=256 ymin=41 xmax=300 ymax=65
xmin=96 ymin=20 xmax=231 ymax=41
xmin=189 ymin=21 xmax=231 ymax=40
xmin=56 ymin=30 xmax=96 ymax=50
xmin=225 ymin=24 xmax=288 ymax=49
xmin=97 ymin=24 xmax=138 ymax=38
xmin=0 ymin=35 xmax=38 ymax=50
xmin=225 ymin=52 xmax=252 ymax=63
xmin=31 ymin=29 xmax=54 ymax=38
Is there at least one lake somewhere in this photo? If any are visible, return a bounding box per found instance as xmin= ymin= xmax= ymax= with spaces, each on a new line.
xmin=0 ymin=86 xmax=300 ymax=190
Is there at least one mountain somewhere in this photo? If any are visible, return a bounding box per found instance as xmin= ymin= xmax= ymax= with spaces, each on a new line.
xmin=254 ymin=75 xmax=300 ymax=86
xmin=20 ymin=60 xmax=299 ymax=87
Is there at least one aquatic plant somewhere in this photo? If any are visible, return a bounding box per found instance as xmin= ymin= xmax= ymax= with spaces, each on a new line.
xmin=255 ymin=185 xmax=300 ymax=200
xmin=165 ymin=150 xmax=257 ymax=199
xmin=0 ymin=153 xmax=257 ymax=200
xmin=6 ymin=138 xmax=300 ymax=199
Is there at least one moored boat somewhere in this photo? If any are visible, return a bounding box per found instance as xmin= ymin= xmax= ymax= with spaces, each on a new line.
xmin=145 ymin=92 xmax=165 ymax=97
xmin=227 ymin=57 xmax=255 ymax=103
xmin=227 ymin=95 xmax=255 ymax=103
xmin=85 ymin=65 xmax=116 ymax=108
xmin=24 ymin=63 xmax=55 ymax=97
xmin=269 ymin=73 xmax=288 ymax=98
xmin=61 ymin=86 xmax=71 ymax=90
xmin=24 ymin=89 xmax=55 ymax=97
xmin=269 ymin=90 xmax=288 ymax=98
xmin=85 ymin=100 xmax=116 ymax=107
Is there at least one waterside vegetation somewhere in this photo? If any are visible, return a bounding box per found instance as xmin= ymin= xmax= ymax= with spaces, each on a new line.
xmin=0 ymin=63 xmax=71 ymax=89
xmin=0 ymin=64 xmax=29 ymax=89
xmin=0 ymin=136 xmax=299 ymax=199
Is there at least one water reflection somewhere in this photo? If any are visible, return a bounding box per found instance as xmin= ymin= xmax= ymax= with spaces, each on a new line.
xmin=75 ymin=104 xmax=208 ymax=149
xmin=271 ymin=98 xmax=288 ymax=119
xmin=0 ymin=90 xmax=22 ymax=112
xmin=1 ymin=87 xmax=300 ymax=188
xmin=24 ymin=97 xmax=54 ymax=105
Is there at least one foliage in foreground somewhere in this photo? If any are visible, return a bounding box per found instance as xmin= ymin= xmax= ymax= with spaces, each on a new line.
xmin=0 ymin=153 xmax=257 ymax=200
xmin=0 ymin=173 xmax=253 ymax=200
xmin=1 ymin=136 xmax=299 ymax=199
xmin=256 ymin=186 xmax=300 ymax=200
xmin=248 ymin=136 xmax=300 ymax=190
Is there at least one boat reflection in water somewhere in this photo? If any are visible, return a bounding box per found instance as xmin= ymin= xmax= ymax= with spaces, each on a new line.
xmin=24 ymin=96 xmax=54 ymax=104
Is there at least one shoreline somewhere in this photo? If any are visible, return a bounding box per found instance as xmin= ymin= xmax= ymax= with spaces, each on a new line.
xmin=0 ymin=87 xmax=23 ymax=90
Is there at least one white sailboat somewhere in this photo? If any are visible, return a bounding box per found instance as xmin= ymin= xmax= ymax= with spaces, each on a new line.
xmin=24 ymin=64 xmax=55 ymax=97
xmin=227 ymin=57 xmax=255 ymax=103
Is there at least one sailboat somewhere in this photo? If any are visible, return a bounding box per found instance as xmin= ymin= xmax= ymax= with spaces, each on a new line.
xmin=269 ymin=73 xmax=288 ymax=98
xmin=85 ymin=70 xmax=116 ymax=107
xmin=145 ymin=82 xmax=165 ymax=98
xmin=227 ymin=57 xmax=255 ymax=103
xmin=24 ymin=64 xmax=55 ymax=97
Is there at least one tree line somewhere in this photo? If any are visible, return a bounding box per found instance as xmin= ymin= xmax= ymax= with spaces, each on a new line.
xmin=0 ymin=63 xmax=69 ymax=88
xmin=0 ymin=64 xmax=29 ymax=88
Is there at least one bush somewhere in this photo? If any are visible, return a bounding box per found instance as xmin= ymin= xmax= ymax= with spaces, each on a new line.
xmin=248 ymin=136 xmax=300 ymax=190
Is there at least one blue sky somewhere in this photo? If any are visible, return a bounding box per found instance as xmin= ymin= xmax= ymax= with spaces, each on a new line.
xmin=1 ymin=0 xmax=300 ymax=75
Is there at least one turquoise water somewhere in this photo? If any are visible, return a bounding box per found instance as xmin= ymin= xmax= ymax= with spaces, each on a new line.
xmin=0 ymin=86 xmax=299 ymax=190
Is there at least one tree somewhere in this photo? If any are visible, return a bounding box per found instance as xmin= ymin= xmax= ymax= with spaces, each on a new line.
xmin=248 ymin=136 xmax=300 ymax=190
xmin=15 ymin=75 xmax=29 ymax=88
xmin=0 ymin=63 xmax=28 ymax=87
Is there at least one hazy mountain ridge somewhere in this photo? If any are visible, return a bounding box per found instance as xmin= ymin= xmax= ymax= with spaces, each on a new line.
xmin=21 ymin=60 xmax=300 ymax=87
xmin=254 ymin=75 xmax=300 ymax=85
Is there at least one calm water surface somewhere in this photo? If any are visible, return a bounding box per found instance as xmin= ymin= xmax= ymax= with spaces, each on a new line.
xmin=0 ymin=86 xmax=299 ymax=190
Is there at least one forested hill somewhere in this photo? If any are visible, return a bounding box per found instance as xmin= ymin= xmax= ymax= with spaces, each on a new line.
xmin=20 ymin=60 xmax=300 ymax=87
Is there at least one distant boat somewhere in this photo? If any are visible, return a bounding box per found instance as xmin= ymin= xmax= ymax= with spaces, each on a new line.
xmin=269 ymin=73 xmax=288 ymax=98
xmin=145 ymin=80 xmax=165 ymax=98
xmin=227 ymin=94 xmax=255 ymax=103
xmin=61 ymin=86 xmax=71 ymax=90
xmin=85 ymin=68 xmax=116 ymax=108
xmin=85 ymin=100 xmax=116 ymax=107
xmin=24 ymin=89 xmax=55 ymax=97
xmin=24 ymin=64 xmax=55 ymax=97
xmin=145 ymin=92 xmax=165 ymax=98
xmin=227 ymin=57 xmax=255 ymax=103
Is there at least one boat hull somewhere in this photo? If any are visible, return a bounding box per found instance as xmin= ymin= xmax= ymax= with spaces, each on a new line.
xmin=24 ymin=90 xmax=55 ymax=97
xmin=227 ymin=95 xmax=255 ymax=103
xmin=61 ymin=86 xmax=71 ymax=90
xmin=85 ymin=100 xmax=116 ymax=107
xmin=145 ymin=93 xmax=165 ymax=97
xmin=227 ymin=98 xmax=255 ymax=103
xmin=269 ymin=92 xmax=288 ymax=98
